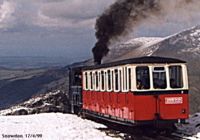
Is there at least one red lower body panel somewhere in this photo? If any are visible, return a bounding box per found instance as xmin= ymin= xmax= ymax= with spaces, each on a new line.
xmin=82 ymin=91 xmax=189 ymax=122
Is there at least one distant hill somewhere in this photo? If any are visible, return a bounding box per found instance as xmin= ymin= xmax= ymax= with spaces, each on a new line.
xmin=104 ymin=25 xmax=200 ymax=113
xmin=0 ymin=56 xmax=71 ymax=69
xmin=0 ymin=58 xmax=89 ymax=110
xmin=0 ymin=67 xmax=69 ymax=110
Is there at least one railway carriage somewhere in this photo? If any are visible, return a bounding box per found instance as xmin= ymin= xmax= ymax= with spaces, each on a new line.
xmin=69 ymin=56 xmax=189 ymax=127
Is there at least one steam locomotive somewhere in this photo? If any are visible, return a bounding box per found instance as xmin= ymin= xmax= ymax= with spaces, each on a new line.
xmin=68 ymin=56 xmax=189 ymax=128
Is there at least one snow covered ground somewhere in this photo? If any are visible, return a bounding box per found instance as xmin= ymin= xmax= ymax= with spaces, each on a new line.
xmin=1 ymin=112 xmax=200 ymax=140
xmin=0 ymin=113 xmax=120 ymax=140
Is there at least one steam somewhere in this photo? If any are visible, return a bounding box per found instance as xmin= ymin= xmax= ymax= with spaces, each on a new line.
xmin=92 ymin=0 xmax=200 ymax=64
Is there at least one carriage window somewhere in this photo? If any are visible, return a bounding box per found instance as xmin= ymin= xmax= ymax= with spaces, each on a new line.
xmin=107 ymin=70 xmax=112 ymax=91
xmin=85 ymin=72 xmax=88 ymax=90
xmin=119 ymin=70 xmax=122 ymax=90
xmin=153 ymin=67 xmax=167 ymax=89
xmin=169 ymin=66 xmax=183 ymax=88
xmin=123 ymin=67 xmax=128 ymax=91
xmin=112 ymin=71 xmax=114 ymax=90
xmin=114 ymin=69 xmax=119 ymax=91
xmin=128 ymin=68 xmax=132 ymax=90
xmin=90 ymin=72 xmax=93 ymax=90
xmin=101 ymin=71 xmax=105 ymax=90
xmin=93 ymin=72 xmax=96 ymax=90
xmin=95 ymin=71 xmax=99 ymax=90
xmin=136 ymin=67 xmax=150 ymax=89
xmin=74 ymin=72 xmax=81 ymax=86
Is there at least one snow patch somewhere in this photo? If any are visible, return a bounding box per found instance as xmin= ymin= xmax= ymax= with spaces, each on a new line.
xmin=24 ymin=90 xmax=60 ymax=105
xmin=0 ymin=106 xmax=29 ymax=116
xmin=190 ymin=29 xmax=200 ymax=37
xmin=124 ymin=37 xmax=163 ymax=47
xmin=0 ymin=113 xmax=120 ymax=140
xmin=181 ymin=47 xmax=200 ymax=54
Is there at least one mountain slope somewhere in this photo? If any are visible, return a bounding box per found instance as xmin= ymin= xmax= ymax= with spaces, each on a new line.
xmin=0 ymin=68 xmax=69 ymax=110
xmin=103 ymin=37 xmax=163 ymax=62
xmin=104 ymin=25 xmax=200 ymax=113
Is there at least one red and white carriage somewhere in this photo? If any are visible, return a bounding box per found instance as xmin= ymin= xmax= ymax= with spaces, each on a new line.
xmin=69 ymin=56 xmax=189 ymax=127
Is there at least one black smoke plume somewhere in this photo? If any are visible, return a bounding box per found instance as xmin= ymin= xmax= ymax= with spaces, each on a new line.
xmin=92 ymin=0 xmax=160 ymax=64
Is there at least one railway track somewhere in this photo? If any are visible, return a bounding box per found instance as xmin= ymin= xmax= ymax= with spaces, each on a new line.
xmin=85 ymin=113 xmax=200 ymax=140
xmin=101 ymin=128 xmax=199 ymax=140
xmin=171 ymin=131 xmax=199 ymax=140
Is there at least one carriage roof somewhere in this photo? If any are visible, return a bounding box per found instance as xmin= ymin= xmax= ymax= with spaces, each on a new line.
xmin=83 ymin=56 xmax=186 ymax=71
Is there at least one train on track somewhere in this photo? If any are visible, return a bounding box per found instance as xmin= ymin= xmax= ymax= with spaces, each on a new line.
xmin=68 ymin=56 xmax=189 ymax=128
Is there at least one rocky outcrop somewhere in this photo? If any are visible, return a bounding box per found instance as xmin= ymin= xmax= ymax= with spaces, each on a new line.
xmin=0 ymin=90 xmax=70 ymax=116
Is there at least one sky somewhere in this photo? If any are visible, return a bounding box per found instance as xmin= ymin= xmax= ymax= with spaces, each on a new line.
xmin=0 ymin=0 xmax=115 ymax=62
xmin=0 ymin=0 xmax=200 ymax=63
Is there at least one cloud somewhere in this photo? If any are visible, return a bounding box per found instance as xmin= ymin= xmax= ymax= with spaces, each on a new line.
xmin=0 ymin=0 xmax=116 ymax=30
xmin=0 ymin=1 xmax=15 ymax=29
xmin=131 ymin=0 xmax=200 ymax=37
xmin=36 ymin=9 xmax=96 ymax=29
xmin=0 ymin=0 xmax=116 ymax=59
xmin=36 ymin=0 xmax=116 ymax=28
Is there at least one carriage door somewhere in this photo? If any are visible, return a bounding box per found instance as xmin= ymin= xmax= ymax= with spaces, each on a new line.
xmin=69 ymin=67 xmax=82 ymax=114
xmin=156 ymin=66 xmax=188 ymax=120
xmin=152 ymin=67 xmax=167 ymax=119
